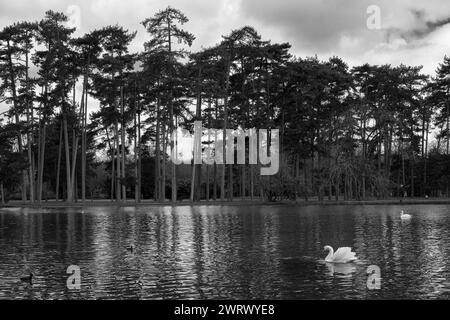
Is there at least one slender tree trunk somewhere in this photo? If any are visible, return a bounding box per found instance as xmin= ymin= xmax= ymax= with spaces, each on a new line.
xmin=424 ymin=121 xmax=429 ymax=195
xmin=0 ymin=184 xmax=4 ymax=204
xmin=206 ymin=101 xmax=212 ymax=202
xmin=250 ymin=166 xmax=254 ymax=200
xmin=242 ymin=165 xmax=246 ymax=200
xmin=190 ymin=159 xmax=196 ymax=202
xmin=120 ymin=86 xmax=126 ymax=201
xmin=115 ymin=120 xmax=121 ymax=202
xmin=70 ymin=83 xmax=79 ymax=201
xmin=56 ymin=122 xmax=63 ymax=201
xmin=37 ymin=94 xmax=42 ymax=203
xmin=37 ymin=84 xmax=47 ymax=203
xmin=294 ymin=155 xmax=299 ymax=201
xmin=38 ymin=123 xmax=46 ymax=202
xmin=63 ymin=116 xmax=73 ymax=202
xmin=206 ymin=165 xmax=210 ymax=201
xmin=155 ymin=97 xmax=161 ymax=201
xmin=447 ymin=102 xmax=449 ymax=155
xmin=192 ymin=69 xmax=202 ymax=201
xmin=111 ymin=147 xmax=115 ymax=202
xmin=328 ymin=162 xmax=332 ymax=201
xmin=213 ymin=100 xmax=218 ymax=201
xmin=318 ymin=153 xmax=323 ymax=202
xmin=81 ymin=63 xmax=89 ymax=202
xmin=105 ymin=128 xmax=115 ymax=201
xmin=222 ymin=55 xmax=231 ymax=202
xmin=362 ymin=117 xmax=366 ymax=200
xmin=400 ymin=129 xmax=406 ymax=193
xmin=213 ymin=162 xmax=217 ymax=201
xmin=137 ymin=102 xmax=142 ymax=203
xmin=25 ymin=48 xmax=34 ymax=203
xmin=161 ymin=121 xmax=167 ymax=201
xmin=229 ymin=159 xmax=233 ymax=201
xmin=411 ymin=157 xmax=415 ymax=198
xmin=134 ymin=87 xmax=138 ymax=203
xmin=167 ymin=19 xmax=177 ymax=203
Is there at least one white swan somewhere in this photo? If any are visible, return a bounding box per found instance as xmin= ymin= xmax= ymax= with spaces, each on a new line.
xmin=324 ymin=246 xmax=357 ymax=263
xmin=325 ymin=262 xmax=356 ymax=277
xmin=400 ymin=210 xmax=412 ymax=220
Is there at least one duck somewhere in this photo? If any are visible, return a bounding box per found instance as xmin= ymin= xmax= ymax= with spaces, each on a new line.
xmin=400 ymin=210 xmax=412 ymax=220
xmin=20 ymin=272 xmax=33 ymax=284
xmin=126 ymin=244 xmax=134 ymax=253
xmin=324 ymin=246 xmax=357 ymax=263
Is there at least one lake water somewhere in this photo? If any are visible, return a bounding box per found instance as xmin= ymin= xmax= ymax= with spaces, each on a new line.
xmin=0 ymin=204 xmax=449 ymax=299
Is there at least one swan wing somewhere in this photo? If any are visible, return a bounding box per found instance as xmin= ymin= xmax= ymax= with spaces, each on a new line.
xmin=333 ymin=247 xmax=357 ymax=263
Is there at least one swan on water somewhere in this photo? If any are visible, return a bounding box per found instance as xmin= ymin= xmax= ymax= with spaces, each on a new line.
xmin=325 ymin=262 xmax=356 ymax=277
xmin=324 ymin=246 xmax=357 ymax=263
xmin=400 ymin=210 xmax=412 ymax=220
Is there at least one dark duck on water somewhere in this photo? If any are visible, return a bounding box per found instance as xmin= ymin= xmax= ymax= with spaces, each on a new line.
xmin=20 ymin=272 xmax=33 ymax=284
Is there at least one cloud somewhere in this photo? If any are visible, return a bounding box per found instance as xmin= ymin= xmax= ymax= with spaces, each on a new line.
xmin=0 ymin=0 xmax=450 ymax=78
xmin=386 ymin=8 xmax=450 ymax=43
xmin=3 ymin=0 xmax=450 ymax=114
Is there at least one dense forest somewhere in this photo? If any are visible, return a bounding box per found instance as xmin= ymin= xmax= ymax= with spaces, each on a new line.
xmin=1 ymin=7 xmax=450 ymax=204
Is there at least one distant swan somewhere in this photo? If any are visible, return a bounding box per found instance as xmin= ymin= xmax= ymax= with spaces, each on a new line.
xmin=324 ymin=246 xmax=357 ymax=263
xmin=400 ymin=210 xmax=412 ymax=220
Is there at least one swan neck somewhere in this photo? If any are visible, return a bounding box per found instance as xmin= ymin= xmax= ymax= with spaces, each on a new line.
xmin=325 ymin=246 xmax=334 ymax=261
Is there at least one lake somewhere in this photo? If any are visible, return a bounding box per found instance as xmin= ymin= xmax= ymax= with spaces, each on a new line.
xmin=0 ymin=204 xmax=449 ymax=299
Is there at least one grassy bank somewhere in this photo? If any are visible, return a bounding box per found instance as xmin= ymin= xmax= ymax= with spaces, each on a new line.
xmin=2 ymin=197 xmax=450 ymax=209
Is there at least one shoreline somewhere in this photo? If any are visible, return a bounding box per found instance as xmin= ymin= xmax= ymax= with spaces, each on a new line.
xmin=2 ymin=198 xmax=450 ymax=208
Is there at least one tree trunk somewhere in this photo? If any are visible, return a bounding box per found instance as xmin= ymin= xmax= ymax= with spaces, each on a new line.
xmin=410 ymin=157 xmax=415 ymax=198
xmin=424 ymin=121 xmax=429 ymax=195
xmin=161 ymin=121 xmax=167 ymax=201
xmin=37 ymin=85 xmax=47 ymax=204
xmin=115 ymin=120 xmax=121 ymax=202
xmin=134 ymin=88 xmax=138 ymax=203
xmin=0 ymin=184 xmax=4 ymax=204
xmin=213 ymin=100 xmax=218 ymax=201
xmin=168 ymin=19 xmax=177 ymax=203
xmin=120 ymin=84 xmax=126 ymax=201
xmin=56 ymin=122 xmax=63 ymax=201
xmin=70 ymin=82 xmax=80 ymax=202
xmin=63 ymin=116 xmax=73 ymax=202
xmin=242 ymin=165 xmax=246 ymax=200
xmin=25 ymin=48 xmax=34 ymax=203
xmin=193 ymin=70 xmax=202 ymax=201
xmin=81 ymin=64 xmax=89 ymax=202
xmin=206 ymin=164 xmax=210 ymax=201
xmin=222 ymin=56 xmax=231 ymax=202
xmin=137 ymin=102 xmax=142 ymax=203
xmin=155 ymin=97 xmax=161 ymax=201
xmin=190 ymin=160 xmax=196 ymax=202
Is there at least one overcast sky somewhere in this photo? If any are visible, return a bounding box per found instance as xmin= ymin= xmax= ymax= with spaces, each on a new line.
xmin=2 ymin=0 xmax=450 ymax=114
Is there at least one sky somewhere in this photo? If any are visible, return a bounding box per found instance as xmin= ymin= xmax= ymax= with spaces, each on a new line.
xmin=1 ymin=0 xmax=450 ymax=115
